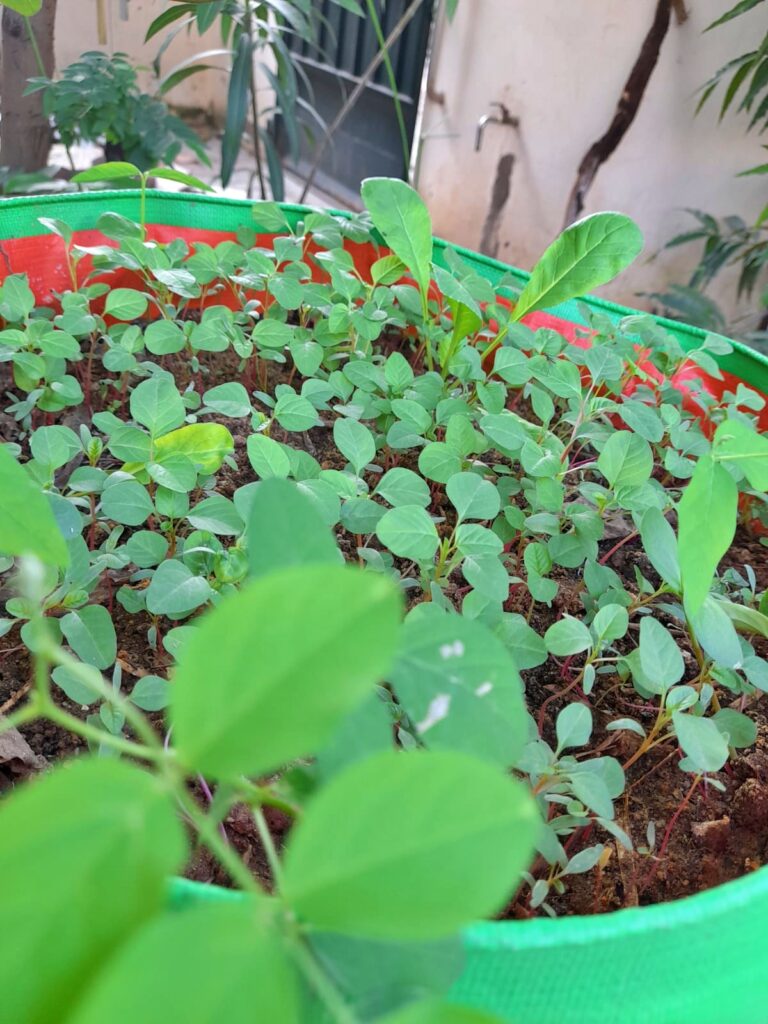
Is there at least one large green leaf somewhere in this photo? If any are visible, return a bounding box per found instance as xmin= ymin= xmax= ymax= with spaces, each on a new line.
xmin=513 ymin=213 xmax=643 ymax=321
xmin=282 ymin=749 xmax=538 ymax=939
xmin=246 ymin=479 xmax=340 ymax=577
xmin=0 ymin=444 xmax=69 ymax=567
xmin=1 ymin=0 xmax=42 ymax=11
xmin=171 ymin=565 xmax=401 ymax=778
xmin=361 ymin=178 xmax=433 ymax=296
xmin=68 ymin=903 xmax=297 ymax=1024
xmin=390 ymin=616 xmax=527 ymax=767
xmin=678 ymin=454 xmax=737 ymax=616
xmin=0 ymin=758 xmax=185 ymax=1024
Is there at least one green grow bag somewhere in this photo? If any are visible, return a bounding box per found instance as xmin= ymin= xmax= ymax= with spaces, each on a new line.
xmin=1 ymin=191 xmax=767 ymax=1024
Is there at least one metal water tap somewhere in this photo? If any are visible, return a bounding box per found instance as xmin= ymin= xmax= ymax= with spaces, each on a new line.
xmin=475 ymin=102 xmax=519 ymax=152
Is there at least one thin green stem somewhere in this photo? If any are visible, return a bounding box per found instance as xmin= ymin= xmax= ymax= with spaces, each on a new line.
xmin=253 ymin=806 xmax=283 ymax=888
xmin=0 ymin=698 xmax=42 ymax=735
xmin=24 ymin=15 xmax=46 ymax=77
xmin=42 ymin=699 xmax=166 ymax=762
xmin=364 ymin=0 xmax=410 ymax=172
xmin=43 ymin=642 xmax=162 ymax=752
xmin=289 ymin=931 xmax=361 ymax=1024
xmin=173 ymin=778 xmax=264 ymax=896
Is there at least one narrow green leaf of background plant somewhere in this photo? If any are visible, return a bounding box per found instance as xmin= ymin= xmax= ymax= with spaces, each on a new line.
xmin=361 ymin=177 xmax=433 ymax=297
xmin=0 ymin=758 xmax=185 ymax=1024
xmin=171 ymin=564 xmax=401 ymax=778
xmin=0 ymin=444 xmax=69 ymax=566
xmin=390 ymin=615 xmax=528 ymax=767
xmin=281 ymin=749 xmax=538 ymax=940
xmin=512 ymin=213 xmax=643 ymax=321
xmin=246 ymin=479 xmax=340 ymax=577
xmin=68 ymin=903 xmax=297 ymax=1024
xmin=60 ymin=605 xmax=117 ymax=670
xmin=678 ymin=454 xmax=737 ymax=616
xmin=221 ymin=33 xmax=251 ymax=188
xmin=72 ymin=161 xmax=141 ymax=184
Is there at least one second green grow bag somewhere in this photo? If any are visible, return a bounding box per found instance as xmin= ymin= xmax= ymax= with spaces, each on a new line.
xmin=1 ymin=191 xmax=767 ymax=1024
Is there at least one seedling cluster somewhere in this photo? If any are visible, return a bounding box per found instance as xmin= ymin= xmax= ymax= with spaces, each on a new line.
xmin=0 ymin=172 xmax=766 ymax=1020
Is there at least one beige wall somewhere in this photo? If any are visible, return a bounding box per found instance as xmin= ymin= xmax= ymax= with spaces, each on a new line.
xmin=55 ymin=0 xmax=229 ymax=116
xmin=417 ymin=0 xmax=766 ymax=316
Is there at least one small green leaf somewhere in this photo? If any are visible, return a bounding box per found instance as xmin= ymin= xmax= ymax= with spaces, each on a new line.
xmin=513 ymin=213 xmax=643 ymax=321
xmin=171 ymin=565 xmax=401 ymax=778
xmin=282 ymin=749 xmax=538 ymax=939
xmin=154 ymin=424 xmax=234 ymax=475
xmin=376 ymin=506 xmax=439 ymax=562
xmin=60 ymin=606 xmax=116 ymax=670
xmin=638 ymin=617 xmax=684 ymax=691
xmin=145 ymin=560 xmax=213 ymax=616
xmin=591 ymin=603 xmax=629 ymax=645
xmin=712 ymin=708 xmax=757 ymax=749
xmin=0 ymin=445 xmax=69 ymax=566
xmin=334 ymin=418 xmax=376 ymax=475
xmin=130 ymin=675 xmax=171 ymax=712
xmin=556 ymin=703 xmax=593 ymax=751
xmin=187 ymin=495 xmax=243 ymax=536
xmin=597 ymin=431 xmax=653 ymax=489
xmin=203 ymin=382 xmax=252 ymax=418
xmin=247 ymin=433 xmax=291 ymax=478
xmin=544 ymin=616 xmax=593 ymax=656
xmin=101 ymin=479 xmax=154 ymax=526
xmin=130 ymin=377 xmax=186 ymax=438
xmin=104 ymin=289 xmax=149 ymax=322
xmin=640 ymin=508 xmax=681 ymax=591
xmin=376 ymin=467 xmax=431 ymax=508
xmin=446 ymin=473 xmax=501 ymax=522
xmin=246 ymin=479 xmax=339 ymax=577
xmin=672 ymin=713 xmax=729 ymax=773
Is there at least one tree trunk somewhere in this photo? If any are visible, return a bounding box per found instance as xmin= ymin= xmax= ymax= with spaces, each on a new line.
xmin=0 ymin=0 xmax=57 ymax=171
